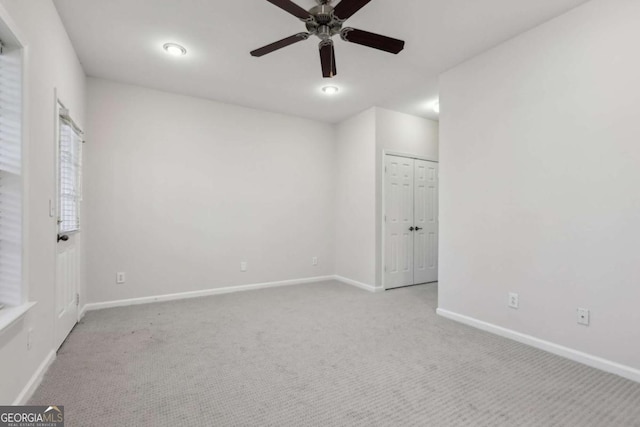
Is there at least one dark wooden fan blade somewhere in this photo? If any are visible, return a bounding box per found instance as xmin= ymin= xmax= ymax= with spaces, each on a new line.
xmin=340 ymin=28 xmax=405 ymax=54
xmin=251 ymin=33 xmax=310 ymax=57
xmin=319 ymin=41 xmax=337 ymax=78
xmin=332 ymin=45 xmax=337 ymax=77
xmin=266 ymin=0 xmax=312 ymax=20
xmin=333 ymin=0 xmax=372 ymax=21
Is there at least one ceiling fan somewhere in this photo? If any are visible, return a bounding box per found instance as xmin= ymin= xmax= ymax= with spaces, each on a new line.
xmin=250 ymin=0 xmax=405 ymax=78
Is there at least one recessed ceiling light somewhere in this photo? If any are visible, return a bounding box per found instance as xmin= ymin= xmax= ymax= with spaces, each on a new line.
xmin=163 ymin=43 xmax=187 ymax=56
xmin=322 ymin=86 xmax=339 ymax=95
xmin=432 ymin=100 xmax=440 ymax=114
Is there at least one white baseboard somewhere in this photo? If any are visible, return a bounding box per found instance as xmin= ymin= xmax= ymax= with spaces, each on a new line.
xmin=333 ymin=276 xmax=382 ymax=293
xmin=437 ymin=308 xmax=640 ymax=384
xmin=81 ymin=275 xmax=335 ymax=312
xmin=13 ymin=350 xmax=56 ymax=405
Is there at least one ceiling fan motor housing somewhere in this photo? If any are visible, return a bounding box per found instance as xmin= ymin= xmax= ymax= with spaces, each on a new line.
xmin=306 ymin=3 xmax=343 ymax=40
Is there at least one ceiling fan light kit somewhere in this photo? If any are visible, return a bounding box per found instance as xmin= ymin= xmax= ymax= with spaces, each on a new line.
xmin=251 ymin=0 xmax=405 ymax=78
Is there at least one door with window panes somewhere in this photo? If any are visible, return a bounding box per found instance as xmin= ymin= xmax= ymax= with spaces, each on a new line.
xmin=55 ymin=102 xmax=82 ymax=350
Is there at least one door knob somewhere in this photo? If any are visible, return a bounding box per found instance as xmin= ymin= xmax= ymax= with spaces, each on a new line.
xmin=415 ymin=227 xmax=423 ymax=231
xmin=57 ymin=234 xmax=69 ymax=242
xmin=409 ymin=227 xmax=415 ymax=231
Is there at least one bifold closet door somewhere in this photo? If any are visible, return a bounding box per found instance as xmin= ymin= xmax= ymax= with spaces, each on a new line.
xmin=384 ymin=155 xmax=415 ymax=289
xmin=384 ymin=155 xmax=439 ymax=289
xmin=413 ymin=160 xmax=439 ymax=285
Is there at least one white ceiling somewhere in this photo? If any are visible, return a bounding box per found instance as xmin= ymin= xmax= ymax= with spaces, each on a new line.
xmin=53 ymin=0 xmax=589 ymax=123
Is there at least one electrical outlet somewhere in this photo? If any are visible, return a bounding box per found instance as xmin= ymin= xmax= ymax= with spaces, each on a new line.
xmin=508 ymin=292 xmax=519 ymax=309
xmin=240 ymin=262 xmax=248 ymax=272
xmin=577 ymin=308 xmax=590 ymax=326
xmin=312 ymin=257 xmax=318 ymax=266
xmin=116 ymin=272 xmax=126 ymax=284
xmin=27 ymin=328 xmax=33 ymax=351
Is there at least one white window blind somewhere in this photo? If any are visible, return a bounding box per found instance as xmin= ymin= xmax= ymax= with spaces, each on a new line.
xmin=0 ymin=40 xmax=23 ymax=307
xmin=58 ymin=111 xmax=82 ymax=234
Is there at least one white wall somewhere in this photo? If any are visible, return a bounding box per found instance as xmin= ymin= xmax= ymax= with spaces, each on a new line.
xmin=0 ymin=0 xmax=86 ymax=404
xmin=374 ymin=108 xmax=439 ymax=287
xmin=439 ymin=0 xmax=640 ymax=372
xmin=333 ymin=107 xmax=439 ymax=289
xmin=334 ymin=108 xmax=377 ymax=286
xmin=84 ymin=78 xmax=336 ymax=303
xmin=375 ymin=108 xmax=439 ymax=161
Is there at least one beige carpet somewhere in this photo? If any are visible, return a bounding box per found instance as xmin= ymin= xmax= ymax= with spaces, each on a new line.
xmin=30 ymin=281 xmax=640 ymax=426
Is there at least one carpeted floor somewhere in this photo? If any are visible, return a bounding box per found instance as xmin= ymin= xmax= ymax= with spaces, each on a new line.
xmin=30 ymin=281 xmax=640 ymax=426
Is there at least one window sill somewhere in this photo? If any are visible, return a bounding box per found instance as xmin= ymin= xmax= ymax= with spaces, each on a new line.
xmin=0 ymin=301 xmax=37 ymax=334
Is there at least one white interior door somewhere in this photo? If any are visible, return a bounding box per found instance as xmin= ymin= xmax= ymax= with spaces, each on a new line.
xmin=55 ymin=237 xmax=78 ymax=349
xmin=384 ymin=155 xmax=439 ymax=289
xmin=55 ymin=102 xmax=80 ymax=350
xmin=413 ymin=160 xmax=439 ymax=284
xmin=384 ymin=155 xmax=415 ymax=289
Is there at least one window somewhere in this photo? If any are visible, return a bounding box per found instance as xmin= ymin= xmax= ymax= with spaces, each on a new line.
xmin=0 ymin=37 xmax=23 ymax=308
xmin=57 ymin=107 xmax=83 ymax=234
